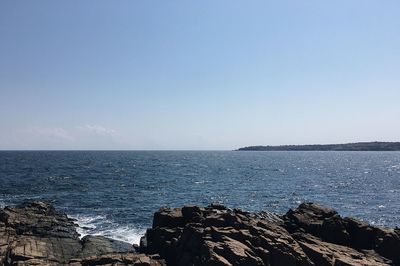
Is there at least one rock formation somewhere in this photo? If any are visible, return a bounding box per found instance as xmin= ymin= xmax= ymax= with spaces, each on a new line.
xmin=1 ymin=200 xmax=399 ymax=265
xmin=141 ymin=203 xmax=399 ymax=266
xmin=0 ymin=201 xmax=164 ymax=265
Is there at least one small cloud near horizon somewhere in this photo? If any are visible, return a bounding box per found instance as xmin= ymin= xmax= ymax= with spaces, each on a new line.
xmin=30 ymin=127 xmax=75 ymax=141
xmin=77 ymin=124 xmax=117 ymax=137
xmin=13 ymin=124 xmax=122 ymax=149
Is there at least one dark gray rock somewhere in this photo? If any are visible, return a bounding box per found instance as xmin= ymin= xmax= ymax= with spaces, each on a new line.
xmin=0 ymin=201 xmax=82 ymax=265
xmin=78 ymin=235 xmax=135 ymax=258
xmin=142 ymin=202 xmax=398 ymax=266
xmin=0 ymin=200 xmax=80 ymax=239
xmin=1 ymin=200 xmax=398 ymax=266
xmin=0 ymin=201 xmax=165 ymax=266
xmin=283 ymin=202 xmax=399 ymax=265
xmin=143 ymin=204 xmax=313 ymax=266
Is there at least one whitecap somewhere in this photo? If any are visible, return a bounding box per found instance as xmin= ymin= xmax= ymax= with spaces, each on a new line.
xmin=92 ymin=226 xmax=146 ymax=245
xmin=70 ymin=214 xmax=106 ymax=237
xmin=48 ymin=175 xmax=72 ymax=181
xmin=69 ymin=214 xmax=146 ymax=245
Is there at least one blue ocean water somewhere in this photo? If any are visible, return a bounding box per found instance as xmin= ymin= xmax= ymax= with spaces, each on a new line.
xmin=1 ymin=151 xmax=400 ymax=244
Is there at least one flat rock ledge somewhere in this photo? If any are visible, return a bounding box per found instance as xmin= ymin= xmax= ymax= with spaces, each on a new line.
xmin=1 ymin=201 xmax=399 ymax=266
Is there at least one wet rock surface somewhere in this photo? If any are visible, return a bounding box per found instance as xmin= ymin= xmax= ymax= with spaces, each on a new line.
xmin=1 ymin=200 xmax=399 ymax=265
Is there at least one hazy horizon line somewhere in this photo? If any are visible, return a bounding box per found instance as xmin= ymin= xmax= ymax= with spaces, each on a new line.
xmin=2 ymin=141 xmax=400 ymax=152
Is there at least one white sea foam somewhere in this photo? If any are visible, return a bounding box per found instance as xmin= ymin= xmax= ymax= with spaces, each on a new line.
xmin=92 ymin=226 xmax=146 ymax=245
xmin=71 ymin=214 xmax=105 ymax=236
xmin=70 ymin=214 xmax=146 ymax=245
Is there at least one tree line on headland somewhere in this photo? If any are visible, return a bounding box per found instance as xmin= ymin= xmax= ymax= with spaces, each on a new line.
xmin=237 ymin=141 xmax=400 ymax=151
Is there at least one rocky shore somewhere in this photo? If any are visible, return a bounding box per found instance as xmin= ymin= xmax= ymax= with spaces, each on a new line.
xmin=1 ymin=201 xmax=399 ymax=265
xmin=0 ymin=201 xmax=164 ymax=266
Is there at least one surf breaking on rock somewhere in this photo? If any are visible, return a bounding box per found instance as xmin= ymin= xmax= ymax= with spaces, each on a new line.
xmin=1 ymin=200 xmax=399 ymax=265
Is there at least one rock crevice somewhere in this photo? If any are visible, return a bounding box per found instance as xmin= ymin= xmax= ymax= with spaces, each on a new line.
xmin=0 ymin=201 xmax=164 ymax=266
xmin=141 ymin=203 xmax=399 ymax=266
xmin=1 ymin=201 xmax=399 ymax=265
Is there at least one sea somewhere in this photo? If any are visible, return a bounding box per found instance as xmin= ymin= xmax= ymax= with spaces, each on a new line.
xmin=1 ymin=151 xmax=400 ymax=244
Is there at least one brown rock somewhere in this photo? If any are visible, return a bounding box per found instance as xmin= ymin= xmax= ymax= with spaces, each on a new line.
xmin=70 ymin=253 xmax=165 ymax=266
xmin=284 ymin=202 xmax=400 ymax=264
xmin=143 ymin=204 xmax=313 ymax=266
xmin=142 ymin=202 xmax=399 ymax=266
xmin=153 ymin=207 xmax=185 ymax=228
xmin=0 ymin=201 xmax=82 ymax=265
xmin=182 ymin=205 xmax=203 ymax=222
xmin=283 ymin=202 xmax=338 ymax=235
xmin=78 ymin=235 xmax=135 ymax=258
xmin=0 ymin=201 xmax=165 ymax=266
xmin=0 ymin=201 xmax=79 ymax=239
xmin=294 ymin=232 xmax=391 ymax=266
xmin=2 ymin=200 xmax=398 ymax=266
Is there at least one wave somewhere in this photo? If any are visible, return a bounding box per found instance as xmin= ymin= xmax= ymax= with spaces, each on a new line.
xmin=70 ymin=214 xmax=146 ymax=245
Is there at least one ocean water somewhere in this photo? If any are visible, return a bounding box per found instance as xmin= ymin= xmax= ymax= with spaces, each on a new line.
xmin=1 ymin=151 xmax=400 ymax=244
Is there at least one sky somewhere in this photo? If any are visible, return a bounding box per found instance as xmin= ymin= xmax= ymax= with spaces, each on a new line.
xmin=0 ymin=1 xmax=399 ymax=150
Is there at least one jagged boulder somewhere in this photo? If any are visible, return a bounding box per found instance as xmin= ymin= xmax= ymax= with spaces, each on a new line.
xmin=141 ymin=202 xmax=399 ymax=266
xmin=0 ymin=201 xmax=82 ymax=265
xmin=0 ymin=201 xmax=165 ymax=266
xmin=1 ymin=200 xmax=399 ymax=266
xmin=141 ymin=204 xmax=313 ymax=266
xmin=283 ymin=202 xmax=400 ymax=265
xmin=293 ymin=232 xmax=392 ymax=266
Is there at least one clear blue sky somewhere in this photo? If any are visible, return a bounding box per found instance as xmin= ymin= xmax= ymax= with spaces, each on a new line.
xmin=1 ymin=1 xmax=399 ymax=150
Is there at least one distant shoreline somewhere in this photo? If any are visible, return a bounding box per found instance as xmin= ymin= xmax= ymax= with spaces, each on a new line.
xmin=237 ymin=141 xmax=400 ymax=151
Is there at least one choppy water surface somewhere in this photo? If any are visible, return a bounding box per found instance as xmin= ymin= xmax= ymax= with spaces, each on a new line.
xmin=1 ymin=151 xmax=400 ymax=244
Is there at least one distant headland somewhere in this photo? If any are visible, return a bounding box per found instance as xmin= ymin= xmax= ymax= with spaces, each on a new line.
xmin=237 ymin=141 xmax=400 ymax=151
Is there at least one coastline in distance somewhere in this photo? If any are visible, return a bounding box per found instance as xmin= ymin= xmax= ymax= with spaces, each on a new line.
xmin=237 ymin=141 xmax=400 ymax=151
